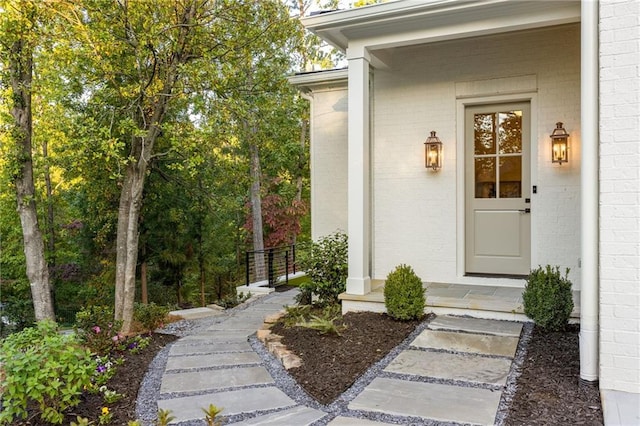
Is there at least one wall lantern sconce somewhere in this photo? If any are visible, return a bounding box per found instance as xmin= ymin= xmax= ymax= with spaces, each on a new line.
xmin=424 ymin=131 xmax=442 ymax=171
xmin=550 ymin=122 xmax=569 ymax=165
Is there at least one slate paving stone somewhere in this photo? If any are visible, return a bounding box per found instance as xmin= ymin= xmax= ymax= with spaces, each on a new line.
xmin=168 ymin=341 xmax=252 ymax=355
xmin=165 ymin=352 xmax=261 ymax=370
xmin=173 ymin=331 xmax=250 ymax=344
xmin=385 ymin=349 xmax=512 ymax=385
xmin=236 ymin=405 xmax=327 ymax=425
xmin=157 ymin=387 xmax=296 ymax=423
xmin=160 ymin=366 xmax=273 ymax=394
xmin=411 ymin=329 xmax=519 ymax=357
xmin=428 ymin=315 xmax=523 ymax=337
xmin=349 ymin=377 xmax=501 ymax=425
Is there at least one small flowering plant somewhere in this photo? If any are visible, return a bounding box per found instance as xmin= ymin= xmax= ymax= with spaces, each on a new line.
xmin=98 ymin=406 xmax=112 ymax=425
xmin=75 ymin=306 xmax=123 ymax=355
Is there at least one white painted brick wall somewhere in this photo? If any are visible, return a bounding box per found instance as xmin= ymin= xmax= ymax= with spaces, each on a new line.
xmin=309 ymin=88 xmax=349 ymax=239
xmin=372 ymin=25 xmax=581 ymax=286
xmin=599 ymin=0 xmax=640 ymax=394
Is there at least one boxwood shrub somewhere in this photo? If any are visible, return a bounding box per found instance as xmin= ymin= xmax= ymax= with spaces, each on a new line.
xmin=384 ymin=264 xmax=425 ymax=321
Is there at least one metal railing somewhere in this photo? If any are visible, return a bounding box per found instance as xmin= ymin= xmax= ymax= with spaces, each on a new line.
xmin=245 ymin=244 xmax=300 ymax=287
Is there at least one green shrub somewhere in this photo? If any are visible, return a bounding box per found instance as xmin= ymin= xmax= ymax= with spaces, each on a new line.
xmin=298 ymin=232 xmax=348 ymax=306
xmin=74 ymin=305 xmax=123 ymax=355
xmin=523 ymin=265 xmax=574 ymax=331
xmin=0 ymin=320 xmax=96 ymax=424
xmin=134 ymin=302 xmax=170 ymax=332
xmin=384 ymin=264 xmax=425 ymax=321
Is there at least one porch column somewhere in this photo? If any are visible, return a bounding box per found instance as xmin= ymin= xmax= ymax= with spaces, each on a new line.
xmin=346 ymin=48 xmax=372 ymax=295
xmin=580 ymin=0 xmax=599 ymax=383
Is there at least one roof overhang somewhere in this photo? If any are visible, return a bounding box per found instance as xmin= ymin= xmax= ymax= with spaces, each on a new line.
xmin=288 ymin=69 xmax=348 ymax=94
xmin=302 ymin=0 xmax=580 ymax=68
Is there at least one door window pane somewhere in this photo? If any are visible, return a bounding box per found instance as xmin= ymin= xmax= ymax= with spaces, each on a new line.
xmin=474 ymin=113 xmax=496 ymax=155
xmin=498 ymin=111 xmax=522 ymax=154
xmin=475 ymin=157 xmax=496 ymax=198
xmin=499 ymin=157 xmax=522 ymax=198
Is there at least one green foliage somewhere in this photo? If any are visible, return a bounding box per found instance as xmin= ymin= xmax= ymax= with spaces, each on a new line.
xmin=282 ymin=304 xmax=311 ymax=327
xmin=298 ymin=232 xmax=348 ymax=306
xmin=156 ymin=409 xmax=175 ymax=426
xmin=215 ymin=291 xmax=252 ymax=309
xmin=294 ymin=304 xmax=346 ymax=336
xmin=134 ymin=302 xmax=169 ymax=332
xmin=0 ymin=320 xmax=96 ymax=425
xmin=202 ymin=404 xmax=224 ymax=426
xmin=74 ymin=305 xmax=123 ymax=355
xmin=384 ymin=264 xmax=425 ymax=321
xmin=523 ymin=265 xmax=574 ymax=331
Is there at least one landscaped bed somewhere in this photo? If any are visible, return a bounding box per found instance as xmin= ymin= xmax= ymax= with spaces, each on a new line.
xmin=6 ymin=312 xmax=603 ymax=425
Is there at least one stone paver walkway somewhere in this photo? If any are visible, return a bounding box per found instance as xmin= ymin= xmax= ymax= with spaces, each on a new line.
xmin=154 ymin=289 xmax=524 ymax=425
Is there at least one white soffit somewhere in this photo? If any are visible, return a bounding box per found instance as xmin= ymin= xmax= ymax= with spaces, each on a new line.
xmin=302 ymin=0 xmax=581 ymax=55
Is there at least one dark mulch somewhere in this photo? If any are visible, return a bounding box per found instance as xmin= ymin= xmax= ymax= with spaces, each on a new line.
xmin=10 ymin=333 xmax=178 ymax=426
xmin=271 ymin=312 xmax=420 ymax=405
xmin=504 ymin=324 xmax=603 ymax=425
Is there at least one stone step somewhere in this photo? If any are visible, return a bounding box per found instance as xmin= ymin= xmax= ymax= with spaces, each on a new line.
xmin=165 ymin=352 xmax=261 ymax=371
xmin=385 ymin=349 xmax=512 ymax=386
xmin=428 ymin=315 xmax=523 ymax=337
xmin=157 ymin=387 xmax=295 ymax=424
xmin=160 ymin=366 xmax=273 ymax=394
xmin=237 ymin=406 xmax=326 ymax=425
xmin=411 ymin=329 xmax=519 ymax=358
xmin=349 ymin=377 xmax=501 ymax=425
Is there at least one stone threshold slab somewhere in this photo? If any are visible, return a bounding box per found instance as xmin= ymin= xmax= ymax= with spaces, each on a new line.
xmin=411 ymin=329 xmax=519 ymax=358
xmin=157 ymin=387 xmax=295 ymax=424
xmin=349 ymin=377 xmax=501 ymax=425
xmin=165 ymin=352 xmax=261 ymax=370
xmin=160 ymin=366 xmax=273 ymax=394
xmin=385 ymin=349 xmax=512 ymax=386
xmin=428 ymin=315 xmax=523 ymax=337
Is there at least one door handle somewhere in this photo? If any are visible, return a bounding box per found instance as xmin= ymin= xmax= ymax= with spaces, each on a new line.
xmin=518 ymin=208 xmax=531 ymax=213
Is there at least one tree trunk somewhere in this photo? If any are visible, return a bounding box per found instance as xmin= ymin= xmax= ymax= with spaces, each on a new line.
xmin=248 ymin=135 xmax=266 ymax=281
xmin=114 ymin=161 xmax=147 ymax=332
xmin=8 ymin=38 xmax=55 ymax=322
xmin=113 ymin=1 xmax=195 ymax=333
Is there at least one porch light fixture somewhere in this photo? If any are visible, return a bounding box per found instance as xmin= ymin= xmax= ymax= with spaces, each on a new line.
xmin=550 ymin=122 xmax=569 ymax=165
xmin=424 ymin=131 xmax=442 ymax=171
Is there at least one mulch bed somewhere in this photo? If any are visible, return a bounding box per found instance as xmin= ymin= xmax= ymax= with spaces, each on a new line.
xmin=504 ymin=324 xmax=603 ymax=425
xmin=271 ymin=312 xmax=420 ymax=405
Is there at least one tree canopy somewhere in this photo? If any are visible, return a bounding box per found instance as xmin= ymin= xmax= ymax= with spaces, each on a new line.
xmin=0 ymin=0 xmax=337 ymax=333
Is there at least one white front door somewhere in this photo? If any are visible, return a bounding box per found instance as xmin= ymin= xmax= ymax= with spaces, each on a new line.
xmin=465 ymin=103 xmax=531 ymax=275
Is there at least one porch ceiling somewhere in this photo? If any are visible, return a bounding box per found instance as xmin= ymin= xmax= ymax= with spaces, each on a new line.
xmin=302 ymin=0 xmax=580 ymax=67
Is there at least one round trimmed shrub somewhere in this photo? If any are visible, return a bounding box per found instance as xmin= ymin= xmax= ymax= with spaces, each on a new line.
xmin=384 ymin=264 xmax=425 ymax=321
xmin=523 ymin=265 xmax=574 ymax=331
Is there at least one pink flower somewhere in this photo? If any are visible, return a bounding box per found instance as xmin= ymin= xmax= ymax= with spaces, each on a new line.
xmin=92 ymin=326 xmax=101 ymax=334
xmin=112 ymin=335 xmax=119 ymax=342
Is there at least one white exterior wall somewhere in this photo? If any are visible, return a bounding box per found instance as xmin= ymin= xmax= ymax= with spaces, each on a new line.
xmin=309 ymin=88 xmax=349 ymax=240
xmin=372 ymin=25 xmax=582 ymax=287
xmin=598 ymin=0 xmax=640 ymax=393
